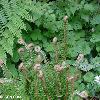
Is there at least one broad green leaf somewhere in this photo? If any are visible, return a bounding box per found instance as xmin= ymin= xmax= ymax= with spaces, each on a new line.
xmin=77 ymin=83 xmax=86 ymax=91
xmin=83 ymin=72 xmax=94 ymax=82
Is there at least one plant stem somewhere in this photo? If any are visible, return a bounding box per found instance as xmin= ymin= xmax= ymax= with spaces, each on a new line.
xmin=63 ymin=17 xmax=67 ymax=60
xmin=41 ymin=77 xmax=51 ymax=100
xmin=65 ymin=65 xmax=70 ymax=100
xmin=53 ymin=43 xmax=58 ymax=64
xmin=70 ymin=79 xmax=74 ymax=100
xmin=34 ymin=75 xmax=39 ymax=100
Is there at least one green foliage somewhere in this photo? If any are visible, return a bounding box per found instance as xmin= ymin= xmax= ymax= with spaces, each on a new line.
xmin=0 ymin=0 xmax=100 ymax=99
xmin=83 ymin=72 xmax=94 ymax=82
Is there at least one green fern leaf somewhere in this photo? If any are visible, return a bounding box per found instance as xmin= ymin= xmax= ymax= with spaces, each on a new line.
xmin=31 ymin=29 xmax=43 ymax=41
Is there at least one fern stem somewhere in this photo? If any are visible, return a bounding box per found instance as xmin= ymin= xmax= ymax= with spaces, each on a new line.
xmin=53 ymin=42 xmax=58 ymax=64
xmin=40 ymin=77 xmax=51 ymax=100
xmin=65 ymin=65 xmax=70 ymax=100
xmin=34 ymin=75 xmax=39 ymax=100
xmin=63 ymin=16 xmax=69 ymax=100
xmin=70 ymin=79 xmax=74 ymax=100
xmin=63 ymin=16 xmax=68 ymax=60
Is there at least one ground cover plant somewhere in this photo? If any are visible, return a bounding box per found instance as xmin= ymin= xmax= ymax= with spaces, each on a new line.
xmin=0 ymin=0 xmax=100 ymax=100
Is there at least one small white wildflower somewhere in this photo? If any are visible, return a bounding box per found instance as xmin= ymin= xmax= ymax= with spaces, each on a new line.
xmin=94 ymin=75 xmax=100 ymax=85
xmin=34 ymin=46 xmax=41 ymax=53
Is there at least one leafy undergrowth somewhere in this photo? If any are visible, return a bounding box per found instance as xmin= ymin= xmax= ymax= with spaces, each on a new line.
xmin=0 ymin=0 xmax=100 ymax=100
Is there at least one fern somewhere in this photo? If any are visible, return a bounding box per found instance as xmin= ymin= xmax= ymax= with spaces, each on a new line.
xmin=0 ymin=0 xmax=35 ymax=63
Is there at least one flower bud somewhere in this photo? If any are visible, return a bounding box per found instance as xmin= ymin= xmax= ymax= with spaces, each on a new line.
xmin=17 ymin=37 xmax=25 ymax=45
xmin=34 ymin=46 xmax=41 ymax=53
xmin=26 ymin=43 xmax=34 ymax=51
xmin=34 ymin=55 xmax=43 ymax=64
xmin=18 ymin=48 xmax=25 ymax=54
xmin=34 ymin=63 xmax=41 ymax=72
xmin=64 ymin=16 xmax=68 ymax=22
xmin=53 ymin=37 xmax=57 ymax=44
xmin=18 ymin=62 xmax=26 ymax=72
xmin=38 ymin=70 xmax=44 ymax=79
xmin=54 ymin=64 xmax=64 ymax=72
xmin=0 ymin=59 xmax=4 ymax=67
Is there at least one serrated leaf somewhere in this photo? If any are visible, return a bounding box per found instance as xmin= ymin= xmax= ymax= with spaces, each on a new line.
xmin=74 ymin=31 xmax=85 ymax=40
xmin=31 ymin=29 xmax=42 ymax=41
xmin=68 ymin=40 xmax=91 ymax=57
xmin=67 ymin=24 xmax=73 ymax=30
xmin=84 ymin=4 xmax=95 ymax=12
xmin=0 ymin=37 xmax=14 ymax=56
xmin=81 ymin=14 xmax=89 ymax=22
xmin=91 ymin=15 xmax=100 ymax=25
xmin=77 ymin=83 xmax=85 ymax=91
xmin=72 ymin=21 xmax=82 ymax=30
xmin=90 ymin=33 xmax=100 ymax=43
xmin=70 ymin=6 xmax=77 ymax=15
xmin=83 ymin=72 xmax=94 ymax=82
xmin=43 ymin=42 xmax=54 ymax=52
